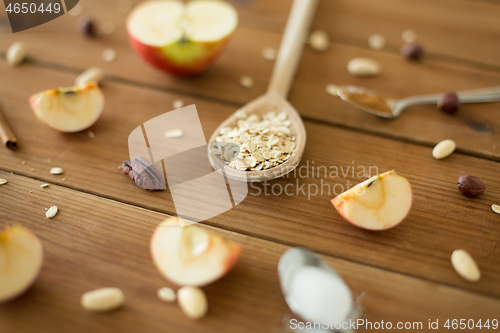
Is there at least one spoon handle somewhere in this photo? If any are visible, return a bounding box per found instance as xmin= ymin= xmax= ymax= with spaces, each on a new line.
xmin=396 ymin=86 xmax=500 ymax=107
xmin=267 ymin=0 xmax=319 ymax=98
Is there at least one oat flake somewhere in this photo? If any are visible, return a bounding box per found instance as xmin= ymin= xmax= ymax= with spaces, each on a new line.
xmin=0 ymin=179 xmax=7 ymax=185
xmin=492 ymin=204 xmax=500 ymax=214
xmin=46 ymin=206 xmax=58 ymax=219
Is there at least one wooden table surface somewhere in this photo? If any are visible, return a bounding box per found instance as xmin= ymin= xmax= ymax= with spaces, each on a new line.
xmin=1 ymin=0 xmax=500 ymax=332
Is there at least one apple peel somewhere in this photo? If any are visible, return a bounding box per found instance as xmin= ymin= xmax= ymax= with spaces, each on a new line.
xmin=151 ymin=217 xmax=242 ymax=286
xmin=331 ymin=170 xmax=412 ymax=230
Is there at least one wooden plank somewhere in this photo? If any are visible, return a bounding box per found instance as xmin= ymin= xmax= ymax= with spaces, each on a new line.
xmin=1 ymin=2 xmax=500 ymax=160
xmin=0 ymin=62 xmax=499 ymax=297
xmin=0 ymin=171 xmax=499 ymax=333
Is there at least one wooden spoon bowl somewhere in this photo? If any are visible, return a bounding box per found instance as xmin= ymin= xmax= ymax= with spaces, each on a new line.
xmin=208 ymin=93 xmax=306 ymax=182
xmin=207 ymin=0 xmax=317 ymax=182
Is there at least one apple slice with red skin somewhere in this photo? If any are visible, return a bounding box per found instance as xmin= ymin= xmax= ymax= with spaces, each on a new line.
xmin=127 ymin=0 xmax=238 ymax=76
xmin=331 ymin=170 xmax=412 ymax=230
xmin=0 ymin=225 xmax=43 ymax=302
xmin=151 ymin=217 xmax=242 ymax=286
xmin=29 ymin=82 xmax=104 ymax=133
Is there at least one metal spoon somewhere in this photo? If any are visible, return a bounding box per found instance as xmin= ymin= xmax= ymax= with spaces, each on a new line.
xmin=278 ymin=248 xmax=359 ymax=333
xmin=335 ymin=85 xmax=500 ymax=118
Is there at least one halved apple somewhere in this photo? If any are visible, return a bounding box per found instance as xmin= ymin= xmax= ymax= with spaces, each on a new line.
xmin=151 ymin=217 xmax=242 ymax=286
xmin=29 ymin=82 xmax=105 ymax=133
xmin=331 ymin=170 xmax=412 ymax=230
xmin=0 ymin=225 xmax=43 ymax=302
xmin=127 ymin=0 xmax=238 ymax=76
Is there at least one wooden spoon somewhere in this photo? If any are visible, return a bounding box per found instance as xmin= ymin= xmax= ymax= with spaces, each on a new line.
xmin=209 ymin=0 xmax=318 ymax=182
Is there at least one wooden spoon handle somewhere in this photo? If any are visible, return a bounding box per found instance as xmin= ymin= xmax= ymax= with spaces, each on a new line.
xmin=267 ymin=0 xmax=319 ymax=98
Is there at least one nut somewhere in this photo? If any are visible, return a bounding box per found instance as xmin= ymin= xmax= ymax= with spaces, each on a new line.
xmin=432 ymin=139 xmax=456 ymax=159
xmin=457 ymin=175 xmax=485 ymax=198
xmin=81 ymin=288 xmax=125 ymax=312
xmin=347 ymin=57 xmax=381 ymax=77
xmin=157 ymin=287 xmax=176 ymax=303
xmin=451 ymin=249 xmax=481 ymax=282
xmin=7 ymin=42 xmax=26 ymax=67
xmin=177 ymin=286 xmax=208 ymax=320
xmin=368 ymin=33 xmax=386 ymax=50
xmin=308 ymin=30 xmax=329 ymax=52
xmin=79 ymin=18 xmax=96 ymax=37
xmin=400 ymin=43 xmax=424 ymax=60
xmin=50 ymin=167 xmax=64 ymax=175
xmin=122 ymin=157 xmax=166 ymax=190
xmin=75 ymin=67 xmax=105 ymax=86
xmin=437 ymin=92 xmax=460 ymax=114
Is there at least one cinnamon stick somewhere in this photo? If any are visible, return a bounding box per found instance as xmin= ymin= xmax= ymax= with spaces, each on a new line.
xmin=0 ymin=105 xmax=18 ymax=148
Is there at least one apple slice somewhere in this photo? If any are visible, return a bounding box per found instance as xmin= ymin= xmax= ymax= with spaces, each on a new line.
xmin=127 ymin=0 xmax=238 ymax=76
xmin=29 ymin=82 xmax=104 ymax=133
xmin=0 ymin=225 xmax=43 ymax=302
xmin=331 ymin=170 xmax=412 ymax=230
xmin=151 ymin=217 xmax=242 ymax=286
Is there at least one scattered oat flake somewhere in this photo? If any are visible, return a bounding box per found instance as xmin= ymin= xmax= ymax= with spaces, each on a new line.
xmin=172 ymin=99 xmax=185 ymax=109
xmin=492 ymin=204 xmax=500 ymax=214
xmin=87 ymin=131 xmax=95 ymax=139
xmin=158 ymin=287 xmax=176 ymax=303
xmin=308 ymin=30 xmax=329 ymax=52
xmin=22 ymin=161 xmax=25 ymax=165
xmin=261 ymin=47 xmax=277 ymax=61
xmin=50 ymin=167 xmax=64 ymax=175
xmin=62 ymin=178 xmax=66 ymax=181
xmin=240 ymin=76 xmax=254 ymax=88
xmin=402 ymin=29 xmax=417 ymax=43
xmin=165 ymin=129 xmax=184 ymax=138
xmin=368 ymin=33 xmax=386 ymax=50
xmin=46 ymin=206 xmax=58 ymax=219
xmin=41 ymin=184 xmax=49 ymax=188
xmin=0 ymin=179 xmax=7 ymax=185
xmin=103 ymin=48 xmax=117 ymax=62
xmin=118 ymin=166 xmax=122 ymax=169
xmin=100 ymin=22 xmax=117 ymax=35
xmin=69 ymin=4 xmax=83 ymax=17
xmin=117 ymin=0 xmax=133 ymax=13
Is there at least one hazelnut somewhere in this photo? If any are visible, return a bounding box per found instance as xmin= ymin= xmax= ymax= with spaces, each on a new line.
xmin=438 ymin=93 xmax=460 ymax=114
xmin=457 ymin=175 xmax=485 ymax=198
xmin=400 ymin=43 xmax=424 ymax=60
xmin=79 ymin=18 xmax=96 ymax=37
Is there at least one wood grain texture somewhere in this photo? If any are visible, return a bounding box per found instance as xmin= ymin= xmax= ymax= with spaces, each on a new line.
xmin=0 ymin=62 xmax=498 ymax=297
xmin=0 ymin=171 xmax=499 ymax=333
xmin=1 ymin=1 xmax=499 ymax=160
